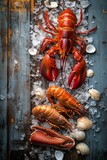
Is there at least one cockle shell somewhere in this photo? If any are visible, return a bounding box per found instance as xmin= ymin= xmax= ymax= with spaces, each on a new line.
xmin=76 ymin=143 xmax=90 ymax=155
xmin=88 ymin=88 xmax=101 ymax=101
xmin=70 ymin=129 xmax=85 ymax=141
xmin=86 ymin=44 xmax=96 ymax=53
xmin=77 ymin=117 xmax=93 ymax=130
xmin=44 ymin=0 xmax=58 ymax=8
xmin=87 ymin=69 xmax=94 ymax=77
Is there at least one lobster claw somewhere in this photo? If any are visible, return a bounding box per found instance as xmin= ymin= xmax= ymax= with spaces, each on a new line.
xmin=40 ymin=53 xmax=58 ymax=81
xmin=68 ymin=58 xmax=86 ymax=89
xmin=29 ymin=125 xmax=75 ymax=150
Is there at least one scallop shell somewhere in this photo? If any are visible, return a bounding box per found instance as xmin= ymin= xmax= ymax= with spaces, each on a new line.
xmin=76 ymin=143 xmax=90 ymax=155
xmin=86 ymin=44 xmax=96 ymax=53
xmin=44 ymin=0 xmax=58 ymax=8
xmin=88 ymin=88 xmax=101 ymax=101
xmin=87 ymin=69 xmax=94 ymax=77
xmin=77 ymin=117 xmax=93 ymax=130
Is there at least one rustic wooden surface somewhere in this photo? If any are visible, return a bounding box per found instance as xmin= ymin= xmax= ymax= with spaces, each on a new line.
xmin=0 ymin=1 xmax=8 ymax=160
xmin=0 ymin=0 xmax=107 ymax=160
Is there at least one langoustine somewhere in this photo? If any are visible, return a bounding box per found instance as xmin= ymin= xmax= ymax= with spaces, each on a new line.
xmin=46 ymin=85 xmax=87 ymax=116
xmin=32 ymin=105 xmax=72 ymax=131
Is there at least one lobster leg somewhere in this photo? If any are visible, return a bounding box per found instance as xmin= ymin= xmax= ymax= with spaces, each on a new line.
xmin=76 ymin=9 xmax=83 ymax=27
xmin=38 ymin=23 xmax=56 ymax=36
xmin=68 ymin=47 xmax=86 ymax=89
xmin=30 ymin=125 xmax=75 ymax=150
xmin=76 ymin=26 xmax=97 ymax=35
xmin=40 ymin=37 xmax=57 ymax=52
xmin=40 ymin=45 xmax=59 ymax=81
xmin=75 ymin=36 xmax=86 ymax=55
xmin=44 ymin=11 xmax=58 ymax=32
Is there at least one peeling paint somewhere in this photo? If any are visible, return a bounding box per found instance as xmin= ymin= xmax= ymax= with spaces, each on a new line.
xmin=10 ymin=0 xmax=31 ymax=12
xmin=11 ymin=118 xmax=14 ymax=124
xmin=30 ymin=0 xmax=35 ymax=13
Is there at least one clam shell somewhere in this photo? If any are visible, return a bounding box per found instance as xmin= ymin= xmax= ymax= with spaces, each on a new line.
xmin=87 ymin=69 xmax=94 ymax=77
xmin=77 ymin=117 xmax=93 ymax=130
xmin=86 ymin=44 xmax=96 ymax=53
xmin=70 ymin=129 xmax=85 ymax=141
xmin=28 ymin=48 xmax=37 ymax=56
xmin=76 ymin=143 xmax=90 ymax=155
xmin=44 ymin=0 xmax=58 ymax=8
xmin=88 ymin=88 xmax=101 ymax=101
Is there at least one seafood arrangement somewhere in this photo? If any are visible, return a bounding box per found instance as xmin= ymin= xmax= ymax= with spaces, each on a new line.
xmin=28 ymin=0 xmax=102 ymax=159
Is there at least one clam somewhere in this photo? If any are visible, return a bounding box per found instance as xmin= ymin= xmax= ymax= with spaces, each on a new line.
xmin=86 ymin=44 xmax=96 ymax=53
xmin=88 ymin=88 xmax=101 ymax=101
xmin=87 ymin=69 xmax=94 ymax=77
xmin=76 ymin=143 xmax=90 ymax=155
xmin=44 ymin=0 xmax=58 ymax=8
xmin=77 ymin=117 xmax=93 ymax=131
xmin=28 ymin=48 xmax=37 ymax=56
xmin=70 ymin=129 xmax=86 ymax=141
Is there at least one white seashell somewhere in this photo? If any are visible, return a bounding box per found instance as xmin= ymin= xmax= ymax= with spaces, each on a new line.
xmin=33 ymin=87 xmax=46 ymax=100
xmin=44 ymin=0 xmax=58 ymax=8
xmin=28 ymin=48 xmax=38 ymax=56
xmin=77 ymin=117 xmax=93 ymax=131
xmin=76 ymin=143 xmax=90 ymax=155
xmin=86 ymin=44 xmax=96 ymax=53
xmin=70 ymin=129 xmax=85 ymax=141
xmin=88 ymin=88 xmax=101 ymax=101
xmin=87 ymin=69 xmax=94 ymax=77
xmin=55 ymin=150 xmax=64 ymax=160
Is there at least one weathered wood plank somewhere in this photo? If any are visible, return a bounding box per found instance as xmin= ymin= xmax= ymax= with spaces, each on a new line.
xmin=7 ymin=0 xmax=31 ymax=156
xmin=0 ymin=1 xmax=8 ymax=160
xmin=86 ymin=0 xmax=107 ymax=160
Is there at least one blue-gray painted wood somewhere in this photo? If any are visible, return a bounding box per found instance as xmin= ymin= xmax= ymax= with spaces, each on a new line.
xmin=0 ymin=1 xmax=7 ymax=160
xmin=86 ymin=0 xmax=107 ymax=160
xmin=7 ymin=2 xmax=31 ymax=153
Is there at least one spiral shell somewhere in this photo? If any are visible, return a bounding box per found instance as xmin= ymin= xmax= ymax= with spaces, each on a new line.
xmin=77 ymin=117 xmax=93 ymax=131
xmin=76 ymin=143 xmax=90 ymax=155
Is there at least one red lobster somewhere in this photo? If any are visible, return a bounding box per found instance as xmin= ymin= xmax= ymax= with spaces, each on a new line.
xmin=39 ymin=9 xmax=96 ymax=89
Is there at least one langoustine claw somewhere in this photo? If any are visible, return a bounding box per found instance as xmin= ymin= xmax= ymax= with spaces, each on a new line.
xmin=29 ymin=125 xmax=75 ymax=150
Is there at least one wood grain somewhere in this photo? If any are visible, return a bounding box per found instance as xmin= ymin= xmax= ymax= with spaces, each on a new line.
xmin=0 ymin=1 xmax=8 ymax=160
